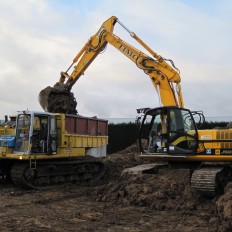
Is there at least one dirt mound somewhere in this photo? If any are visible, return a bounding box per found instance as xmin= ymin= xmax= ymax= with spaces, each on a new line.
xmin=215 ymin=182 xmax=232 ymax=231
xmin=89 ymin=150 xmax=232 ymax=231
xmin=101 ymin=152 xmax=144 ymax=182
xmin=97 ymin=168 xmax=196 ymax=210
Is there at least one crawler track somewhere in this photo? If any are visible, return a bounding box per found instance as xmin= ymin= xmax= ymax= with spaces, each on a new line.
xmin=191 ymin=166 xmax=232 ymax=197
xmin=10 ymin=158 xmax=106 ymax=189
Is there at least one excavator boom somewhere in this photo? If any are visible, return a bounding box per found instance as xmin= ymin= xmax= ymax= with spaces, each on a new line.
xmin=39 ymin=16 xmax=183 ymax=114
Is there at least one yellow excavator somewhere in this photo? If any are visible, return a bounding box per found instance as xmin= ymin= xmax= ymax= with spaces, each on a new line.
xmin=35 ymin=16 xmax=232 ymax=197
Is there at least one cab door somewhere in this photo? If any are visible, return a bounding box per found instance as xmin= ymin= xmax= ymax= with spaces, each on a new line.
xmin=139 ymin=107 xmax=169 ymax=154
xmin=48 ymin=116 xmax=57 ymax=154
xmin=167 ymin=108 xmax=198 ymax=154
xmin=14 ymin=114 xmax=32 ymax=154
xmin=30 ymin=114 xmax=57 ymax=155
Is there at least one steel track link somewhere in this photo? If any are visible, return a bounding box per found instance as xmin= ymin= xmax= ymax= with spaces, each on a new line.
xmin=10 ymin=162 xmax=37 ymax=189
xmin=10 ymin=158 xmax=106 ymax=189
xmin=191 ymin=167 xmax=224 ymax=197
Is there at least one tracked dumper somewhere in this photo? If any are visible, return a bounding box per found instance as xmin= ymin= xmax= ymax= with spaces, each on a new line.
xmin=0 ymin=111 xmax=107 ymax=189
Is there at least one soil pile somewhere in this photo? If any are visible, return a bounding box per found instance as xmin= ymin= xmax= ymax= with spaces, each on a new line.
xmin=98 ymin=167 xmax=197 ymax=211
xmin=91 ymin=149 xmax=232 ymax=231
xmin=98 ymin=152 xmax=203 ymax=211
xmin=215 ymin=182 xmax=232 ymax=230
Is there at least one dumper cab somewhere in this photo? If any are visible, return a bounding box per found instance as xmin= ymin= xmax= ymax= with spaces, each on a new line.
xmin=14 ymin=111 xmax=57 ymax=155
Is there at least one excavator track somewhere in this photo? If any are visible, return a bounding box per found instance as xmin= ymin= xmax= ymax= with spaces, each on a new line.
xmin=10 ymin=158 xmax=106 ymax=189
xmin=191 ymin=166 xmax=232 ymax=197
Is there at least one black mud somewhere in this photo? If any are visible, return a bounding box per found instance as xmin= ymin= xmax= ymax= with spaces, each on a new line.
xmin=47 ymin=89 xmax=77 ymax=114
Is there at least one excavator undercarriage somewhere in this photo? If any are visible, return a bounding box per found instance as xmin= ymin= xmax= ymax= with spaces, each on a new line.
xmin=190 ymin=163 xmax=232 ymax=197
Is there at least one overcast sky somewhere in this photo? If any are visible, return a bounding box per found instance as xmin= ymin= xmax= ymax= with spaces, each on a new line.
xmin=0 ymin=0 xmax=232 ymax=119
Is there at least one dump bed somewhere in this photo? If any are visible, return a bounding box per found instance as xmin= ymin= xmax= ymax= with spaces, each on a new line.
xmin=55 ymin=114 xmax=108 ymax=158
xmin=65 ymin=114 xmax=108 ymax=136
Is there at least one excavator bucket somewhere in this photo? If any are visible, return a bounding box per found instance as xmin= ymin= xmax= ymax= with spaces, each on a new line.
xmin=38 ymin=86 xmax=53 ymax=112
xmin=39 ymin=85 xmax=78 ymax=115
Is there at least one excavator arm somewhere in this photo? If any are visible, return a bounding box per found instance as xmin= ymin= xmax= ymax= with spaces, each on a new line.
xmin=60 ymin=16 xmax=118 ymax=88
xmin=39 ymin=16 xmax=184 ymax=114
xmin=104 ymin=32 xmax=183 ymax=107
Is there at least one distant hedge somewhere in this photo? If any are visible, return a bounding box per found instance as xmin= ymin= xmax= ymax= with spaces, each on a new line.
xmin=197 ymin=121 xmax=227 ymax=129
xmin=107 ymin=123 xmax=138 ymax=154
xmin=107 ymin=121 xmax=229 ymax=154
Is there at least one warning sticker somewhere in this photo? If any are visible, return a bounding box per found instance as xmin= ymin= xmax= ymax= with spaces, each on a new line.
xmin=200 ymin=135 xmax=212 ymax=140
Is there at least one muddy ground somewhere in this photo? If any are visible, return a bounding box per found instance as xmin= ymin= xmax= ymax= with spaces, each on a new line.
xmin=1 ymin=148 xmax=232 ymax=231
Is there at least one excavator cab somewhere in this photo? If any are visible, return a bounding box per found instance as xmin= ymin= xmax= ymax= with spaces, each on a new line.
xmin=138 ymin=106 xmax=198 ymax=157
